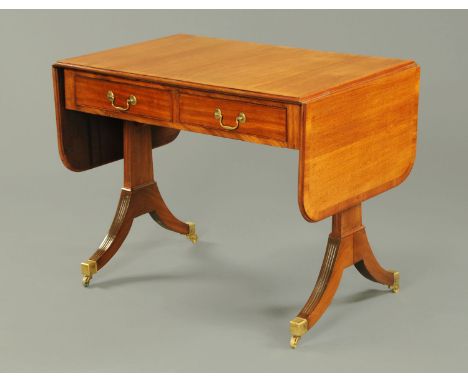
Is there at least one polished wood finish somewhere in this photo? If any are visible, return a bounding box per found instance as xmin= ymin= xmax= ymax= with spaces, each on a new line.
xmin=65 ymin=69 xmax=173 ymax=123
xmin=179 ymin=91 xmax=287 ymax=142
xmin=57 ymin=34 xmax=413 ymax=102
xmin=87 ymin=122 xmax=190 ymax=272
xmin=53 ymin=67 xmax=180 ymax=172
xmin=53 ymin=35 xmax=419 ymax=345
xmin=299 ymin=64 xmax=420 ymax=221
xmin=56 ymin=35 xmax=419 ymax=216
xmin=295 ymin=204 xmax=396 ymax=331
xmin=62 ymin=68 xmax=297 ymax=149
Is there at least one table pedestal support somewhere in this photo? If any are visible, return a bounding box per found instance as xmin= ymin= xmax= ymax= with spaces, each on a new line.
xmin=77 ymin=123 xmax=398 ymax=348
xmin=80 ymin=122 xmax=197 ymax=287
xmin=289 ymin=204 xmax=399 ymax=348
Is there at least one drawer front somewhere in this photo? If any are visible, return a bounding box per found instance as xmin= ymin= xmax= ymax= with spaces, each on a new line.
xmin=179 ymin=93 xmax=287 ymax=142
xmin=65 ymin=70 xmax=173 ymax=122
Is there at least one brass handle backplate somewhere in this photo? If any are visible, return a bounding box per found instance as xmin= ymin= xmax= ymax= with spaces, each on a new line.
xmin=106 ymin=90 xmax=137 ymax=111
xmin=214 ymin=108 xmax=246 ymax=131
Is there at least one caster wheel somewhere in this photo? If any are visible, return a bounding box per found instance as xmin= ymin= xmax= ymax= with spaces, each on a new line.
xmin=290 ymin=336 xmax=301 ymax=349
xmin=185 ymin=222 xmax=198 ymax=244
xmin=82 ymin=275 xmax=92 ymax=287
xmin=388 ymin=271 xmax=400 ymax=293
xmin=188 ymin=233 xmax=198 ymax=244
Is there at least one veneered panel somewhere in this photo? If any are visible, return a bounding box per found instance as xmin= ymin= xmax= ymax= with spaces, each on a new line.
xmin=53 ymin=66 xmax=180 ymax=172
xmin=179 ymin=93 xmax=287 ymax=142
xmin=69 ymin=70 xmax=173 ymax=122
xmin=57 ymin=34 xmax=413 ymax=102
xmin=299 ymin=65 xmax=420 ymax=221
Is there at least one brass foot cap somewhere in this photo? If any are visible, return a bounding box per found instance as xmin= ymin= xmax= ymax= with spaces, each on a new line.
xmin=81 ymin=260 xmax=97 ymax=287
xmin=289 ymin=316 xmax=308 ymax=348
xmin=388 ymin=270 xmax=400 ymax=293
xmin=185 ymin=221 xmax=198 ymax=244
xmin=81 ymin=260 xmax=98 ymax=276
xmin=290 ymin=317 xmax=308 ymax=336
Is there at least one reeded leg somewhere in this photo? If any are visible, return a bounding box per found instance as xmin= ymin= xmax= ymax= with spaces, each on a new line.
xmin=290 ymin=235 xmax=353 ymax=348
xmin=290 ymin=204 xmax=399 ymax=348
xmin=81 ymin=189 xmax=133 ymax=287
xmin=80 ymin=122 xmax=198 ymax=287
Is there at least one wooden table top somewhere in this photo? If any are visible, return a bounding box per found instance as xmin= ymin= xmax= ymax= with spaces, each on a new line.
xmin=54 ymin=34 xmax=419 ymax=222
xmin=57 ymin=34 xmax=414 ymax=102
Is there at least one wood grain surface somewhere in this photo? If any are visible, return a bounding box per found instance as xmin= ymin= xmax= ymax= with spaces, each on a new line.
xmin=179 ymin=92 xmax=287 ymax=142
xmin=295 ymin=204 xmax=397 ymax=332
xmin=56 ymin=34 xmax=413 ymax=102
xmin=299 ymin=64 xmax=420 ymax=221
xmin=54 ymin=36 xmax=416 ymax=340
xmin=54 ymin=34 xmax=420 ymax=222
xmin=61 ymin=67 xmax=298 ymax=149
xmin=66 ymin=69 xmax=173 ymax=122
xmin=53 ymin=67 xmax=180 ymax=172
xmin=87 ymin=122 xmax=191 ymax=271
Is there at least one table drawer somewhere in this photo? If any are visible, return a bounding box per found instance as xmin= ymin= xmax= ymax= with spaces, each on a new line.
xmin=64 ymin=70 xmax=173 ymax=122
xmin=179 ymin=93 xmax=287 ymax=142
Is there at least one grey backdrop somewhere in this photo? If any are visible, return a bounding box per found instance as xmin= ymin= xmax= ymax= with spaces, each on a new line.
xmin=0 ymin=10 xmax=467 ymax=372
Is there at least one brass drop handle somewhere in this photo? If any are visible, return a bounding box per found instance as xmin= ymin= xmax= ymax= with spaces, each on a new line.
xmin=214 ymin=108 xmax=246 ymax=131
xmin=106 ymin=90 xmax=137 ymax=111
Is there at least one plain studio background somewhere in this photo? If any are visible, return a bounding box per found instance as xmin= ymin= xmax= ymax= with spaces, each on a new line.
xmin=0 ymin=10 xmax=466 ymax=372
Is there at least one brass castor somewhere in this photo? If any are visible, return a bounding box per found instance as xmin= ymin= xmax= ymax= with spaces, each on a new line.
xmin=290 ymin=336 xmax=301 ymax=349
xmin=289 ymin=316 xmax=307 ymax=349
xmin=82 ymin=275 xmax=92 ymax=287
xmin=388 ymin=270 xmax=400 ymax=293
xmin=81 ymin=260 xmax=97 ymax=288
xmin=185 ymin=222 xmax=198 ymax=244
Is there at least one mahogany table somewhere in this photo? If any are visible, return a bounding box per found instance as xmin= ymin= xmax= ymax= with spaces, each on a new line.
xmin=53 ymin=34 xmax=419 ymax=348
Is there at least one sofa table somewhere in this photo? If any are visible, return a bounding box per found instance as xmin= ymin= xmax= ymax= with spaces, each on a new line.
xmin=53 ymin=34 xmax=420 ymax=348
